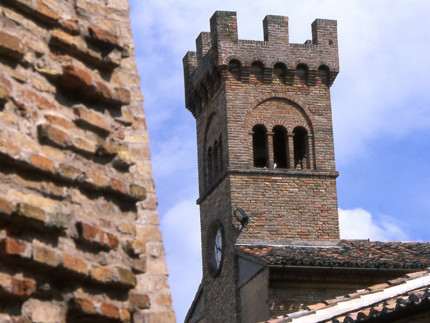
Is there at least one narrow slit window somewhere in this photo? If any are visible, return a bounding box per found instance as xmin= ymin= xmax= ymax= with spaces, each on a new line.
xmin=318 ymin=65 xmax=330 ymax=86
xmin=273 ymin=126 xmax=288 ymax=168
xmin=296 ymin=64 xmax=308 ymax=85
xmin=273 ymin=63 xmax=287 ymax=84
xmin=218 ymin=136 xmax=223 ymax=173
xmin=213 ymin=140 xmax=219 ymax=179
xmin=228 ymin=60 xmax=241 ymax=81
xmin=207 ymin=147 xmax=213 ymax=186
xmin=252 ymin=125 xmax=268 ymax=168
xmin=251 ymin=61 xmax=264 ymax=83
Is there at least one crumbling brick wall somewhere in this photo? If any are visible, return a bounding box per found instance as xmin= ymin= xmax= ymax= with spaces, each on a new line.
xmin=0 ymin=0 xmax=174 ymax=322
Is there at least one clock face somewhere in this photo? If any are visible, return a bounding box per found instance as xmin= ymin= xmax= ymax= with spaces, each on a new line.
xmin=214 ymin=228 xmax=223 ymax=270
xmin=208 ymin=221 xmax=224 ymax=277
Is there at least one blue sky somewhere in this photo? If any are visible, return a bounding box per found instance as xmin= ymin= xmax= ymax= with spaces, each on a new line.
xmin=128 ymin=1 xmax=430 ymax=320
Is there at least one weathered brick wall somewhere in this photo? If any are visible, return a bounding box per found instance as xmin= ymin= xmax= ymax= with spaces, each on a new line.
xmin=0 ymin=0 xmax=174 ymax=322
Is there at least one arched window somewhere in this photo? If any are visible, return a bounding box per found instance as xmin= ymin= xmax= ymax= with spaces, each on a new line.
xmin=295 ymin=64 xmax=308 ymax=85
xmin=273 ymin=126 xmax=288 ymax=168
xmin=252 ymin=125 xmax=268 ymax=167
xmin=318 ymin=65 xmax=330 ymax=86
xmin=218 ymin=136 xmax=223 ymax=173
xmin=273 ymin=63 xmax=287 ymax=84
xmin=251 ymin=61 xmax=264 ymax=83
xmin=207 ymin=147 xmax=213 ymax=186
xmin=293 ymin=127 xmax=308 ymax=169
xmin=228 ymin=60 xmax=241 ymax=81
xmin=213 ymin=140 xmax=219 ymax=179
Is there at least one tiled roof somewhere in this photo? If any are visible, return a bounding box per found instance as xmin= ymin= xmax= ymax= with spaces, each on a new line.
xmin=265 ymin=270 xmax=430 ymax=322
xmin=236 ymin=240 xmax=430 ymax=269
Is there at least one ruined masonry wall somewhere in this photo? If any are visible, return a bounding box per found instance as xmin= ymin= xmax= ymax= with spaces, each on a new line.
xmin=0 ymin=0 xmax=174 ymax=322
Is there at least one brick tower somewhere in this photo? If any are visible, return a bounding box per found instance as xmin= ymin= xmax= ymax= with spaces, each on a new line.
xmin=184 ymin=11 xmax=340 ymax=322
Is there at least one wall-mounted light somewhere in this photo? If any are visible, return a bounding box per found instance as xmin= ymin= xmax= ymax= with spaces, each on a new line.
xmin=234 ymin=207 xmax=249 ymax=232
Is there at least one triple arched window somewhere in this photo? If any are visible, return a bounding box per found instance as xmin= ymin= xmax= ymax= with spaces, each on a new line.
xmin=206 ymin=135 xmax=224 ymax=187
xmin=252 ymin=125 xmax=311 ymax=170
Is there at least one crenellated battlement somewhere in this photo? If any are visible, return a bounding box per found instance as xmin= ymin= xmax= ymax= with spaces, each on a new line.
xmin=184 ymin=11 xmax=339 ymax=116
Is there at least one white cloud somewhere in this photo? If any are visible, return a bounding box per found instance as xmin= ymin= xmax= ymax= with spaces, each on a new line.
xmin=339 ymin=208 xmax=410 ymax=241
xmin=161 ymin=199 xmax=202 ymax=322
xmin=151 ymin=133 xmax=196 ymax=179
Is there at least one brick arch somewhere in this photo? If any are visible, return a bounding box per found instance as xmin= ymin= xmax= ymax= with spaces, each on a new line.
xmin=248 ymin=57 xmax=268 ymax=67
xmin=224 ymin=55 xmax=243 ymax=66
xmin=244 ymin=94 xmax=316 ymax=134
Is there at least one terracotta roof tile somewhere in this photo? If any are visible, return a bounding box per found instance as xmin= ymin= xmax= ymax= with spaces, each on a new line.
xmin=237 ymin=240 xmax=430 ymax=269
xmin=264 ymin=269 xmax=430 ymax=322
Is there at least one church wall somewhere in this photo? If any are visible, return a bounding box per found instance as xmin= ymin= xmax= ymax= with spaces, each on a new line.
xmin=239 ymin=266 xmax=269 ymax=323
xmin=0 ymin=1 xmax=174 ymax=322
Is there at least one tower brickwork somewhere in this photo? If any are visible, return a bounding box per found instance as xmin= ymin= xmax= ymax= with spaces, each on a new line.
xmin=184 ymin=11 xmax=340 ymax=322
xmin=0 ymin=1 xmax=174 ymax=322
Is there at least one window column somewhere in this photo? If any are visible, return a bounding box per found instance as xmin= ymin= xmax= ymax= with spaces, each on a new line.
xmin=267 ymin=132 xmax=274 ymax=169
xmin=287 ymin=133 xmax=295 ymax=169
xmin=306 ymin=134 xmax=314 ymax=170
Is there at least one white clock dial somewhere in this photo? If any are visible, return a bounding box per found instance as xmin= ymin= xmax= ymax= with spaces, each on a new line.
xmin=214 ymin=228 xmax=223 ymax=270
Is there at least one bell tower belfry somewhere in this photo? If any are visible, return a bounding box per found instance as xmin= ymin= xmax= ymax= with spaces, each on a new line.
xmin=183 ymin=11 xmax=340 ymax=322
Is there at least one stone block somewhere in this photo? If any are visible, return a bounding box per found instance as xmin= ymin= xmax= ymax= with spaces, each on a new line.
xmin=33 ymin=244 xmax=59 ymax=267
xmin=0 ymin=237 xmax=32 ymax=259
xmin=29 ymin=300 xmax=62 ymax=323
xmin=34 ymin=0 xmax=60 ymax=24
xmin=73 ymin=104 xmax=111 ymax=134
xmin=10 ymin=276 xmax=37 ymax=297
xmin=90 ymin=265 xmax=113 ymax=283
xmin=44 ymin=114 xmax=75 ymax=130
xmin=61 ymin=64 xmax=93 ymax=90
xmin=100 ymin=302 xmax=119 ymax=319
xmin=16 ymin=203 xmax=46 ymax=222
xmin=110 ymin=177 xmax=125 ymax=193
xmin=47 ymin=212 xmax=69 ymax=230
xmin=69 ymin=298 xmax=96 ymax=315
xmin=60 ymin=19 xmax=80 ymax=35
xmin=61 ymin=253 xmax=88 ymax=275
xmin=88 ymin=26 xmax=119 ymax=47
xmin=0 ymin=197 xmax=14 ymax=215
xmin=69 ymin=134 xmax=97 ymax=154
xmin=115 ymin=87 xmax=131 ymax=105
xmin=129 ymin=293 xmax=150 ymax=309
xmin=20 ymin=89 xmax=57 ymax=110
xmin=120 ymin=309 xmax=131 ymax=323
xmin=112 ymin=266 xmax=136 ymax=288
xmin=38 ymin=124 xmax=68 ymax=147
xmin=126 ymin=239 xmax=145 ymax=256
xmin=51 ymin=29 xmax=78 ymax=49
xmin=129 ymin=184 xmax=146 ymax=201
xmin=76 ymin=222 xmax=119 ymax=250
xmin=0 ymin=76 xmax=12 ymax=105
xmin=58 ymin=163 xmax=81 ymax=180
xmin=30 ymin=153 xmax=55 ymax=174
xmin=86 ymin=170 xmax=108 ymax=188
xmin=0 ymin=30 xmax=26 ymax=60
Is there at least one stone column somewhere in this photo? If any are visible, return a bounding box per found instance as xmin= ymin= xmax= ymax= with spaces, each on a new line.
xmin=288 ymin=133 xmax=295 ymax=169
xmin=267 ymin=132 xmax=274 ymax=168
xmin=306 ymin=134 xmax=314 ymax=170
